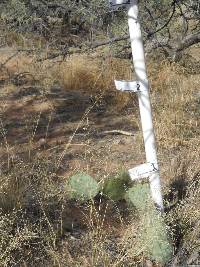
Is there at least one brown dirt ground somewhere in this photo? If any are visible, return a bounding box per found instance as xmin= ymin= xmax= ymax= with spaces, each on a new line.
xmin=0 ymin=56 xmax=144 ymax=179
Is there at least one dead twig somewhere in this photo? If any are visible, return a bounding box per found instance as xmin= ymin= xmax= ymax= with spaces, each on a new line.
xmin=99 ymin=130 xmax=134 ymax=136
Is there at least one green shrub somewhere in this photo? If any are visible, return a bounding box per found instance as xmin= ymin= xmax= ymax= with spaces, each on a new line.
xmin=102 ymin=171 xmax=132 ymax=201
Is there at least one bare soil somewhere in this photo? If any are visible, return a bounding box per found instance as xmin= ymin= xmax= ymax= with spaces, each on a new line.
xmin=0 ymin=74 xmax=144 ymax=178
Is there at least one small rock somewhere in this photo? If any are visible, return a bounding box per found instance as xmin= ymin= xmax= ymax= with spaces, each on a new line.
xmin=37 ymin=138 xmax=47 ymax=148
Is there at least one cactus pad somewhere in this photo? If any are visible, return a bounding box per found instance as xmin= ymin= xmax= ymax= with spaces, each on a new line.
xmin=125 ymin=183 xmax=173 ymax=264
xmin=103 ymin=171 xmax=132 ymax=201
xmin=68 ymin=172 xmax=99 ymax=201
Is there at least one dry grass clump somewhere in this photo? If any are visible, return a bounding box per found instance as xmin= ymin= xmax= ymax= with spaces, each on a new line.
xmin=0 ymin=157 xmax=62 ymax=212
xmin=0 ymin=51 xmax=136 ymax=111
xmin=59 ymin=55 xmax=132 ymax=93
xmin=0 ymin=156 xmax=74 ymax=266
xmin=165 ymin=173 xmax=200 ymax=265
xmin=150 ymin=60 xmax=200 ymax=150
xmin=0 ymin=209 xmax=58 ymax=267
xmin=57 ymin=55 xmax=135 ymax=111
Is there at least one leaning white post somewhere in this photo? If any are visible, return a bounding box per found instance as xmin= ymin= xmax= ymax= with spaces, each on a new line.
xmin=109 ymin=0 xmax=164 ymax=211
xmin=128 ymin=0 xmax=163 ymax=211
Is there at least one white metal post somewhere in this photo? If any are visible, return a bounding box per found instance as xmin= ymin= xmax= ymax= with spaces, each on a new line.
xmin=109 ymin=0 xmax=164 ymax=211
xmin=127 ymin=0 xmax=163 ymax=211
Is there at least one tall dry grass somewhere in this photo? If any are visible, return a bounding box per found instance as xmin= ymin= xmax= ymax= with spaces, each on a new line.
xmin=151 ymin=61 xmax=200 ymax=149
xmin=1 ymin=51 xmax=136 ymax=112
xmin=56 ymin=55 xmax=135 ymax=111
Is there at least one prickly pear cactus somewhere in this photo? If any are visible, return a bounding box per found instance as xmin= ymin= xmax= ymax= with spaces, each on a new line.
xmin=142 ymin=209 xmax=173 ymax=264
xmin=125 ymin=183 xmax=152 ymax=211
xmin=68 ymin=173 xmax=99 ymax=201
xmin=102 ymin=171 xmax=132 ymax=201
xmin=125 ymin=184 xmax=173 ymax=264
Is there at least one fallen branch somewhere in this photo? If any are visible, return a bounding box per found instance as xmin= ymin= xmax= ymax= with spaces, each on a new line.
xmin=99 ymin=130 xmax=134 ymax=136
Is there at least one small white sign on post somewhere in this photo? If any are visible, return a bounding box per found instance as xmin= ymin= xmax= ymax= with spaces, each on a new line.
xmin=129 ymin=163 xmax=159 ymax=181
xmin=109 ymin=0 xmax=164 ymax=211
xmin=108 ymin=0 xmax=131 ymax=10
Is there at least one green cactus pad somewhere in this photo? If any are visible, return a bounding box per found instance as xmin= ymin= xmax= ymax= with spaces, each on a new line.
xmin=141 ymin=208 xmax=173 ymax=264
xmin=102 ymin=171 xmax=132 ymax=201
xmin=68 ymin=173 xmax=99 ymax=201
xmin=125 ymin=183 xmax=152 ymax=211
xmin=125 ymin=184 xmax=173 ymax=264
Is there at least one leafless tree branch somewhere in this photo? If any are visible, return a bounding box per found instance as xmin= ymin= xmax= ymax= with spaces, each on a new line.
xmin=173 ymin=31 xmax=200 ymax=60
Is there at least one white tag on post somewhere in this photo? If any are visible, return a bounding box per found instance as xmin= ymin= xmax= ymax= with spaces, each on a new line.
xmin=114 ymin=80 xmax=139 ymax=92
xmin=108 ymin=0 xmax=131 ymax=10
xmin=128 ymin=163 xmax=159 ymax=181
